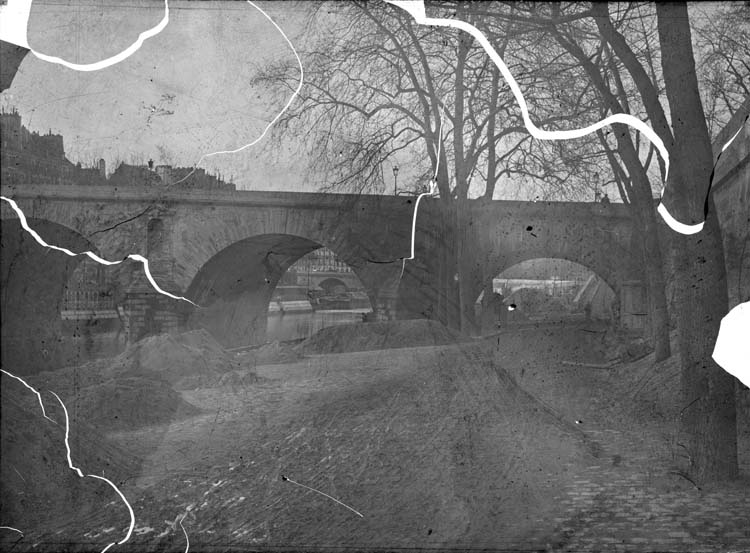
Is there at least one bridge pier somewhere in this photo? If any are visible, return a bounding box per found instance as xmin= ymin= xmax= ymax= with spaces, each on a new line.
xmin=371 ymin=292 xmax=398 ymax=322
xmin=121 ymin=269 xmax=185 ymax=344
xmin=2 ymin=185 xmax=655 ymax=352
xmin=619 ymin=280 xmax=650 ymax=333
xmin=186 ymin=288 xmax=271 ymax=348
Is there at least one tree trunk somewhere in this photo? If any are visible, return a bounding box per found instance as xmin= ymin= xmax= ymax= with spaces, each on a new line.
xmin=436 ymin=198 xmax=461 ymax=330
xmin=670 ymin=198 xmax=737 ymax=483
xmin=454 ymin=197 xmax=473 ymax=334
xmin=635 ymin=196 xmax=672 ymax=361
xmin=656 ymin=2 xmax=738 ymax=483
xmin=644 ymin=237 xmax=671 ymax=362
xmin=557 ymin=35 xmax=671 ymax=360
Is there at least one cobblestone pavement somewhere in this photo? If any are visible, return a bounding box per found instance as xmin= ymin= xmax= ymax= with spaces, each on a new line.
xmin=488 ymin=327 xmax=750 ymax=553
xmin=530 ymin=426 xmax=750 ymax=553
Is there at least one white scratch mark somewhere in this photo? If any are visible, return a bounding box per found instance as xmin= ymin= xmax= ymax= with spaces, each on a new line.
xmin=711 ymin=118 xmax=749 ymax=385
xmin=48 ymin=391 xmax=135 ymax=553
xmin=712 ymin=301 xmax=750 ymax=388
xmin=1 ymin=369 xmax=57 ymax=424
xmin=179 ymin=514 xmax=189 ymax=553
xmin=170 ymin=0 xmax=303 ymax=186
xmin=720 ymin=118 xmax=747 ymax=154
xmin=13 ymin=465 xmax=27 ymax=483
xmin=1 ymin=196 xmax=197 ymax=306
xmin=281 ymin=475 xmax=363 ymax=518
xmin=384 ymin=0 xmax=705 ymax=235
xmin=398 ymin=103 xmax=444 ymax=279
xmin=0 ymin=526 xmax=24 ymax=535
xmin=0 ymin=0 xmax=169 ymax=71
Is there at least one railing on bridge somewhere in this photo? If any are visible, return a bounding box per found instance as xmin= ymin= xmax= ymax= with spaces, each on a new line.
xmin=61 ymin=289 xmax=118 ymax=319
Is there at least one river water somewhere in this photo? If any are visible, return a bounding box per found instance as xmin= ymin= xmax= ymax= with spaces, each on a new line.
xmin=266 ymin=309 xmax=371 ymax=342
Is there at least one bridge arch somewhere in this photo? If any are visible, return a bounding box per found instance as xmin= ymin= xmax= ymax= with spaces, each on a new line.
xmin=318 ymin=277 xmax=348 ymax=294
xmin=1 ymin=217 xmax=106 ymax=373
xmin=184 ymin=233 xmax=376 ymax=347
xmin=475 ymin=257 xmax=618 ymax=329
xmin=395 ymin=211 xmax=643 ymax=328
xmin=485 ymin=250 xmax=624 ymax=300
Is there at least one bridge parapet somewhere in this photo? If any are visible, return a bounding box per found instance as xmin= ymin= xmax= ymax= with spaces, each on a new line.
xmin=2 ymin=183 xmax=647 ymax=347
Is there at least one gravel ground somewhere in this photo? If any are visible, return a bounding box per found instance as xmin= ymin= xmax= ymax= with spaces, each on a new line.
xmin=2 ymin=322 xmax=748 ymax=552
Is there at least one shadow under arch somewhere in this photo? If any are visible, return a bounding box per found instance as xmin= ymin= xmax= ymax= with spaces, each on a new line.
xmin=476 ymin=257 xmax=619 ymax=327
xmin=485 ymin=252 xmax=624 ymax=302
xmin=1 ymin=217 xmax=102 ymax=374
xmin=318 ymin=277 xmax=349 ymax=294
xmin=184 ymin=233 xmax=375 ymax=347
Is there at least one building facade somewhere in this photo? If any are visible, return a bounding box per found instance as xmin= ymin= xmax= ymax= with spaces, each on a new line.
xmin=1 ymin=110 xmax=235 ymax=191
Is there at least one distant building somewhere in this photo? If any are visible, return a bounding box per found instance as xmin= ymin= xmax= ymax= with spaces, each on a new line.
xmin=108 ymin=163 xmax=235 ymax=191
xmin=1 ymin=109 xmax=235 ymax=191
xmin=158 ymin=165 xmax=235 ymax=191
xmin=296 ymin=247 xmax=352 ymax=273
xmin=108 ymin=162 xmax=163 ymax=188
xmin=0 ymin=108 xmax=87 ymax=185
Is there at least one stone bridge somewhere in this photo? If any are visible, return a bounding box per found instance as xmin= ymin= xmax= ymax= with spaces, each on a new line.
xmin=1 ymin=184 xmax=645 ymax=368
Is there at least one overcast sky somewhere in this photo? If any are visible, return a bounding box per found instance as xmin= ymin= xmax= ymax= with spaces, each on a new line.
xmin=1 ymin=1 xmax=734 ymax=196
xmin=1 ymin=0 xmax=312 ymax=191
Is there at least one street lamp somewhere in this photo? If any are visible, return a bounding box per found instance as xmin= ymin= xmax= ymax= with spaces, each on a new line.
xmin=392 ymin=165 xmax=399 ymax=195
xmin=593 ymin=172 xmax=600 ymax=202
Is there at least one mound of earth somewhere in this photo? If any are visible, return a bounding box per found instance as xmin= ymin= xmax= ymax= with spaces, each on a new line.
xmin=608 ymin=330 xmax=683 ymax=421
xmin=73 ymin=376 xmax=202 ymax=430
xmin=35 ymin=329 xmax=242 ymax=391
xmin=27 ymin=369 xmax=201 ymax=432
xmin=217 ymin=368 xmax=265 ymax=388
xmin=296 ymin=319 xmax=469 ymax=354
xmin=26 ymin=329 xmax=253 ymax=431
xmin=1 ymin=372 xmax=140 ymax=537
xmin=108 ymin=329 xmax=239 ymax=389
xmin=236 ymin=341 xmax=301 ymax=368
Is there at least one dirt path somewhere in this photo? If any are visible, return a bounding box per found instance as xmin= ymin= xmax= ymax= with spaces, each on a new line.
xmin=4 ymin=325 xmax=748 ymax=552
xmin=85 ymin=343 xmax=586 ymax=552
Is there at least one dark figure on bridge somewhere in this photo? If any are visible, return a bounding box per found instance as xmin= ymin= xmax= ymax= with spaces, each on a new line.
xmin=493 ymin=292 xmax=507 ymax=327
xmin=600 ymin=193 xmax=611 ymax=205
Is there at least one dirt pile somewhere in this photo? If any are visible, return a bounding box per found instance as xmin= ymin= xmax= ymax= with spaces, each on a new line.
xmin=610 ymin=332 xmax=683 ymax=421
xmin=73 ymin=376 xmax=202 ymax=430
xmin=236 ymin=340 xmax=301 ymax=368
xmin=107 ymin=329 xmax=239 ymax=389
xmin=601 ymin=326 xmax=654 ymax=362
xmin=1 ymin=372 xmax=140 ymax=538
xmin=29 ymin=367 xmax=202 ymax=432
xmin=296 ymin=319 xmax=469 ymax=354
xmin=27 ymin=329 xmax=251 ymax=432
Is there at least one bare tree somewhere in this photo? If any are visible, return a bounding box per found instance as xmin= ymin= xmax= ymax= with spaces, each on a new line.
xmin=469 ymin=0 xmax=739 ymax=484
xmin=447 ymin=1 xmax=671 ymax=359
xmin=656 ymin=2 xmax=738 ymax=484
xmin=692 ymin=3 xmax=750 ymax=138
xmin=254 ymin=0 xmax=575 ymax=330
xmin=257 ymin=0 xmax=740 ymax=482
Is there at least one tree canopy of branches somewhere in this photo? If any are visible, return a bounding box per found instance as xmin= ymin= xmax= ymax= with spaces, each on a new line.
xmin=256 ymin=0 xmax=746 ymax=484
xmin=255 ymin=1 xmax=592 ymax=201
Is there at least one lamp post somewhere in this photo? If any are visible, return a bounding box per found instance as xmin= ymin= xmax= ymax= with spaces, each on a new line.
xmin=392 ymin=165 xmax=399 ymax=195
xmin=593 ymin=172 xmax=600 ymax=202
